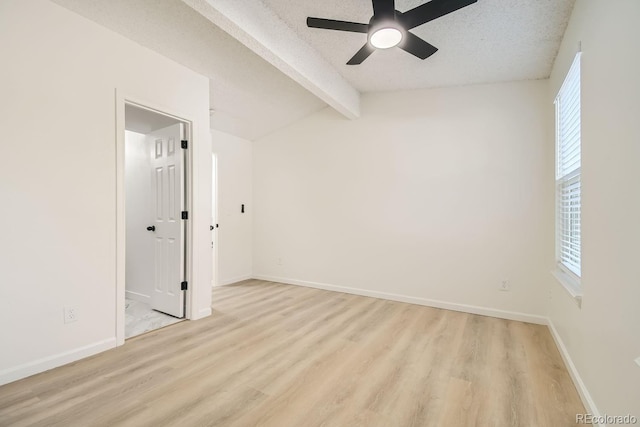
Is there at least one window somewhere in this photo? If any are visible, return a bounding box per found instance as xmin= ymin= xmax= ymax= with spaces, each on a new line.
xmin=555 ymin=53 xmax=581 ymax=280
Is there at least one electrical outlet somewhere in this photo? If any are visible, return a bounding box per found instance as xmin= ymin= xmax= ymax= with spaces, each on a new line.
xmin=635 ymin=357 xmax=640 ymax=368
xmin=64 ymin=306 xmax=77 ymax=324
xmin=276 ymin=257 xmax=282 ymax=266
xmin=499 ymin=280 xmax=510 ymax=292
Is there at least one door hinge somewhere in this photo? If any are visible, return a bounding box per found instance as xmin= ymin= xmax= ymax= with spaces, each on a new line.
xmin=181 ymin=211 xmax=188 ymax=220
xmin=181 ymin=281 xmax=188 ymax=291
xmin=181 ymin=140 xmax=188 ymax=149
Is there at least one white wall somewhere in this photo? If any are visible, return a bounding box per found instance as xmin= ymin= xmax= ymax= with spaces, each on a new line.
xmin=125 ymin=131 xmax=153 ymax=301
xmin=253 ymin=80 xmax=553 ymax=320
xmin=0 ymin=0 xmax=211 ymax=384
xmin=547 ymin=0 xmax=640 ymax=417
xmin=211 ymin=129 xmax=253 ymax=285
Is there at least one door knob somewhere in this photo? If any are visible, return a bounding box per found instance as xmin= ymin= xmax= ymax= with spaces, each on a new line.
xmin=146 ymin=226 xmax=156 ymax=232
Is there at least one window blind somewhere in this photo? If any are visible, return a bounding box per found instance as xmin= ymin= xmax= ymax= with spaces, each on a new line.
xmin=555 ymin=53 xmax=581 ymax=277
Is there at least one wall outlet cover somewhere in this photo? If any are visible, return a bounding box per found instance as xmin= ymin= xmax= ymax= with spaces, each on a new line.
xmin=64 ymin=306 xmax=78 ymax=324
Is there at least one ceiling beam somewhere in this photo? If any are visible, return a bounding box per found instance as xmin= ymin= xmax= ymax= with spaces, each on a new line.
xmin=182 ymin=0 xmax=360 ymax=119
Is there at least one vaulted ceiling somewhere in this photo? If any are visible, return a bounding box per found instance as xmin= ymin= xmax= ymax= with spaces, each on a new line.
xmin=52 ymin=0 xmax=575 ymax=140
xmin=263 ymin=0 xmax=576 ymax=92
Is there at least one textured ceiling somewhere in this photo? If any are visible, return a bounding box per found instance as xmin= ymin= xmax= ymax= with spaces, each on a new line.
xmin=53 ymin=0 xmax=327 ymax=140
xmin=52 ymin=0 xmax=575 ymax=139
xmin=261 ymin=0 xmax=576 ymax=92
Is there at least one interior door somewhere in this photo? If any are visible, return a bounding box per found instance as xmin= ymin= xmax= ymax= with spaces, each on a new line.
xmin=149 ymin=123 xmax=185 ymax=318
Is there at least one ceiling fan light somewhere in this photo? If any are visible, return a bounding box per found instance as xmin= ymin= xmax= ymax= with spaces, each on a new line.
xmin=370 ymin=27 xmax=403 ymax=49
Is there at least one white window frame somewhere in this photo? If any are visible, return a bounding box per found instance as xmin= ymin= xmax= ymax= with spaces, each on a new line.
xmin=554 ymin=52 xmax=582 ymax=302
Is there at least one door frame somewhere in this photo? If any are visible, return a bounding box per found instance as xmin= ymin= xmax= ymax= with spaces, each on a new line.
xmin=115 ymin=90 xmax=195 ymax=346
xmin=211 ymin=152 xmax=218 ymax=288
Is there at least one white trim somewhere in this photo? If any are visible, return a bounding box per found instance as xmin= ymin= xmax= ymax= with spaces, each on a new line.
xmin=0 ymin=338 xmax=116 ymax=386
xmin=251 ymin=275 xmax=547 ymax=325
xmin=547 ymin=320 xmax=602 ymax=425
xmin=552 ymin=269 xmax=583 ymax=308
xmin=125 ymin=290 xmax=151 ymax=302
xmin=555 ymin=52 xmax=582 ymax=280
xmin=211 ymin=151 xmax=219 ymax=288
xmin=195 ymin=307 xmax=212 ymax=320
xmin=216 ymin=275 xmax=253 ymax=287
xmin=116 ymin=90 xmax=200 ymax=346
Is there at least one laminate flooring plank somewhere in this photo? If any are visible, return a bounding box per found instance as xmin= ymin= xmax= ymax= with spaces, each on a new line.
xmin=0 ymin=281 xmax=586 ymax=427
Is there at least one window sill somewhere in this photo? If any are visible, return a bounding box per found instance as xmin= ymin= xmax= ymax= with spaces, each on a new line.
xmin=552 ymin=268 xmax=583 ymax=308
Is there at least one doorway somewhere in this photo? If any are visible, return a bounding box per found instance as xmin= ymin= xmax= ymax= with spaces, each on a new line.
xmin=124 ymin=103 xmax=189 ymax=338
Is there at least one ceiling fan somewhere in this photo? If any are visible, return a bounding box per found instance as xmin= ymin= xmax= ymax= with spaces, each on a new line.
xmin=307 ymin=0 xmax=478 ymax=65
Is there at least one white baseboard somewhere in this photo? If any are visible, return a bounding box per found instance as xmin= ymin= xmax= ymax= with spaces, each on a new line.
xmin=215 ymin=274 xmax=253 ymax=287
xmin=125 ymin=290 xmax=150 ymax=302
xmin=193 ymin=307 xmax=212 ymax=320
xmin=547 ymin=319 xmax=602 ymax=424
xmin=252 ymin=275 xmax=547 ymax=325
xmin=0 ymin=337 xmax=117 ymax=386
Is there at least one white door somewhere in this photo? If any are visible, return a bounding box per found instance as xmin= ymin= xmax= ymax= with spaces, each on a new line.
xmin=149 ymin=123 xmax=185 ymax=318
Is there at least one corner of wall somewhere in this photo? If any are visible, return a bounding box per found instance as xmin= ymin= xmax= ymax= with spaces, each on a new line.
xmin=546 ymin=319 xmax=602 ymax=423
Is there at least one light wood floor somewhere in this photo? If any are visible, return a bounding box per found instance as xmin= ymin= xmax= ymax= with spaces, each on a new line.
xmin=0 ymin=280 xmax=585 ymax=426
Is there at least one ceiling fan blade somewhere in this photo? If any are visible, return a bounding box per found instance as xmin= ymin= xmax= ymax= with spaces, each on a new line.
xmin=307 ymin=17 xmax=369 ymax=33
xmin=372 ymin=0 xmax=395 ymax=19
xmin=399 ymin=32 xmax=438 ymax=59
xmin=347 ymin=43 xmax=376 ymax=65
xmin=398 ymin=0 xmax=477 ymax=29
